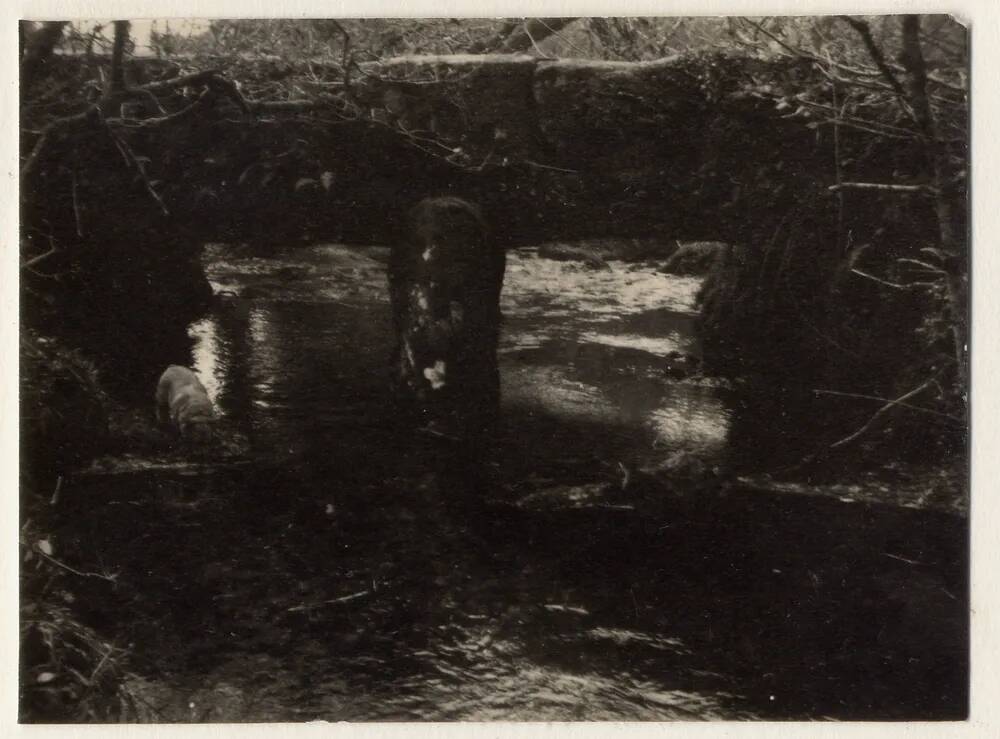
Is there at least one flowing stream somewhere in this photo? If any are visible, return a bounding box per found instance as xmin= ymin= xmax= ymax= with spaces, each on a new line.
xmin=65 ymin=243 xmax=966 ymax=721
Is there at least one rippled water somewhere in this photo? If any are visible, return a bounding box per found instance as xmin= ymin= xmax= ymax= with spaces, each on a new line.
xmin=192 ymin=245 xmax=728 ymax=463
xmin=67 ymin=243 xmax=966 ymax=722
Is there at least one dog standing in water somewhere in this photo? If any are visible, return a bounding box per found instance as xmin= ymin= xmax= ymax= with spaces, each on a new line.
xmin=156 ymin=365 xmax=216 ymax=443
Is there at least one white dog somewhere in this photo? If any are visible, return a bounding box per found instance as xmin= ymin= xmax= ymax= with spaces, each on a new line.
xmin=155 ymin=366 xmax=216 ymax=442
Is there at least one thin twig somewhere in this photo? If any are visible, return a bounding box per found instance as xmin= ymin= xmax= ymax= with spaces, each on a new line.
xmin=71 ymin=169 xmax=84 ymax=237
xmin=735 ymin=15 xmax=918 ymax=110
xmin=883 ymin=552 xmax=922 ymax=565
xmin=925 ymin=72 xmax=966 ymax=93
xmin=897 ymin=257 xmax=947 ymax=274
xmin=523 ymin=26 xmax=556 ymax=59
xmin=137 ymin=68 xmax=223 ymax=93
xmin=107 ymin=88 xmax=215 ymax=129
xmin=286 ymin=589 xmax=370 ymax=612
xmin=738 ymin=18 xmax=809 ymax=61
xmin=816 ymin=118 xmax=914 ymax=141
xmin=828 ymin=379 xmax=936 ymax=450
xmin=813 ymin=388 xmax=962 ymax=423
xmin=35 ymin=549 xmax=119 ymax=583
xmin=20 ymin=108 xmax=100 ymax=179
xmin=50 ymin=476 xmax=63 ymax=505
xmin=797 ymin=314 xmax=863 ymax=359
xmin=537 ymin=18 xmax=591 ymax=58
xmin=829 ymin=182 xmax=936 ymax=194
xmin=522 ymin=159 xmax=579 ymax=174
xmin=830 ymin=69 xmax=844 ymax=251
xmin=793 ymin=98 xmax=919 ymax=137
xmin=88 ymin=644 xmax=115 ymax=684
xmin=106 ymin=130 xmax=169 ymax=215
xmin=837 ymin=16 xmax=908 ymax=99
xmin=249 ymin=99 xmax=328 ymax=113
xmin=850 ymin=268 xmax=911 ymax=289
xmin=21 ymin=243 xmax=58 ymax=270
xmin=738 ymin=18 xmax=885 ymax=80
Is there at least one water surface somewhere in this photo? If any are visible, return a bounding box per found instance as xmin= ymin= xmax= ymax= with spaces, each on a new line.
xmin=65 ymin=243 xmax=966 ymax=721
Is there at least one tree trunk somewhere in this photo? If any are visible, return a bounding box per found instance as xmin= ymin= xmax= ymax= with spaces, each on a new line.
xmin=898 ymin=14 xmax=967 ymax=384
xmin=107 ymin=20 xmax=131 ymax=96
xmin=20 ymin=21 xmax=67 ymax=87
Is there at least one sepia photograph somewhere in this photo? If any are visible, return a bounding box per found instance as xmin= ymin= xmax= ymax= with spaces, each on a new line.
xmin=16 ymin=11 xmax=972 ymax=724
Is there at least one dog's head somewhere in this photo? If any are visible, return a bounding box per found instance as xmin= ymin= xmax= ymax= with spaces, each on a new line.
xmin=180 ymin=417 xmax=217 ymax=445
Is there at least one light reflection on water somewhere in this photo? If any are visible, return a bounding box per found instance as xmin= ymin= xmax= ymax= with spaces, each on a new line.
xmin=165 ymin=243 xmax=741 ymax=720
xmin=187 ymin=318 xmax=222 ymax=403
xmin=578 ymin=331 xmax=688 ymax=357
xmin=648 ymin=392 xmax=730 ymax=454
xmin=502 ymin=250 xmax=703 ymax=319
xmin=197 ymin=246 xmax=730 ymax=466
xmin=70 ymin=244 xmax=968 ymax=723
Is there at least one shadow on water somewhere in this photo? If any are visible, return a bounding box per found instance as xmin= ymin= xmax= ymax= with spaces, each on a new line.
xmin=55 ymin=244 xmax=966 ymax=721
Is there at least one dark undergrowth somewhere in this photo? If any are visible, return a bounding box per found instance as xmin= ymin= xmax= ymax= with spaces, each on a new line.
xmin=19 ymin=332 xmax=140 ymax=722
xmin=697 ymin=190 xmax=967 ymax=480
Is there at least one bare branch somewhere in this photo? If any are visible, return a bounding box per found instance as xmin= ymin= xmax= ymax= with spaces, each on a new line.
xmin=327 ymin=20 xmax=353 ymax=93
xmin=849 ymin=268 xmax=938 ymax=290
xmin=138 ymin=68 xmax=224 ymax=93
xmin=107 ymin=88 xmax=215 ymax=129
xmin=496 ymin=18 xmax=578 ymax=54
xmin=793 ymin=98 xmax=919 ymax=137
xmin=813 ymin=388 xmax=962 ymax=423
xmin=897 ymin=257 xmax=947 ymax=274
xmin=737 ymin=17 xmax=907 ymax=94
xmin=849 ymin=269 xmax=902 ymax=289
xmin=523 ymin=159 xmax=579 ymax=174
xmin=926 ymin=72 xmax=966 ymax=93
xmin=467 ymin=19 xmax=522 ymax=53
xmin=71 ymin=169 xmax=84 ymax=236
xmin=828 ymin=182 xmax=936 ymax=194
xmin=29 ymin=544 xmax=120 ymax=583
xmin=837 ymin=16 xmax=907 ymax=98
xmin=287 ymin=589 xmax=371 ymax=612
xmin=537 ymin=18 xmax=591 ymax=58
xmin=521 ymin=25 xmax=556 ymax=59
xmin=20 ymin=108 xmax=102 ymax=179
xmin=20 ymin=243 xmax=58 ymax=270
xmin=102 ymin=128 xmax=170 ymax=215
xmin=828 ymin=380 xmax=937 ymax=449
